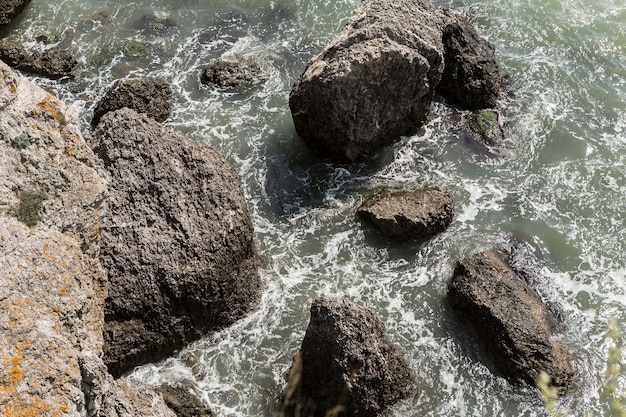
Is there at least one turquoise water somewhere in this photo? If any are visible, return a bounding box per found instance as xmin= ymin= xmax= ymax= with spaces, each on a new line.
xmin=4 ymin=0 xmax=625 ymax=415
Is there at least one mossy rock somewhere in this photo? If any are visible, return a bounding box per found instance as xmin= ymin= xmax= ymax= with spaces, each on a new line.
xmin=466 ymin=110 xmax=504 ymax=145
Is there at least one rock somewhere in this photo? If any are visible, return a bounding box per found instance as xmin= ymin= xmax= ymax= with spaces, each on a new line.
xmin=0 ymin=60 xmax=174 ymax=416
xmin=447 ymin=250 xmax=574 ymax=390
xmin=200 ymin=60 xmax=264 ymax=89
xmin=463 ymin=109 xmax=505 ymax=146
xmin=0 ymin=40 xmax=28 ymax=67
xmin=357 ymin=187 xmax=454 ymax=240
xmin=91 ymin=77 xmax=172 ymax=127
xmin=21 ymin=47 xmax=78 ymax=79
xmin=0 ymin=0 xmax=31 ymax=29
xmin=437 ymin=13 xmax=502 ymax=109
xmin=91 ymin=108 xmax=261 ymax=377
xmin=157 ymin=385 xmax=213 ymax=417
xmin=289 ymin=0 xmax=444 ymax=161
xmin=282 ymin=298 xmax=415 ymax=417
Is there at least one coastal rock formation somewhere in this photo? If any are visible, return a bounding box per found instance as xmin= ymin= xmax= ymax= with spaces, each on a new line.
xmin=282 ymin=298 xmax=415 ymax=417
xmin=157 ymin=385 xmax=213 ymax=417
xmin=437 ymin=13 xmax=502 ymax=109
xmin=92 ymin=108 xmax=261 ymax=377
xmin=0 ymin=61 xmax=175 ymax=416
xmin=91 ymin=76 xmax=172 ymax=126
xmin=200 ymin=60 xmax=264 ymax=89
xmin=357 ymin=187 xmax=454 ymax=239
xmin=0 ymin=41 xmax=77 ymax=79
xmin=289 ymin=0 xmax=444 ymax=161
xmin=0 ymin=0 xmax=31 ymax=29
xmin=448 ymin=250 xmax=574 ymax=389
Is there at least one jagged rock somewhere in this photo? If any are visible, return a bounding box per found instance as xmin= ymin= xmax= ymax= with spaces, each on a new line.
xmin=357 ymin=187 xmax=454 ymax=239
xmin=22 ymin=47 xmax=78 ymax=79
xmin=463 ymin=109 xmax=505 ymax=146
xmin=447 ymin=250 xmax=574 ymax=390
xmin=92 ymin=108 xmax=261 ymax=377
xmin=0 ymin=61 xmax=173 ymax=416
xmin=200 ymin=60 xmax=264 ymax=89
xmin=91 ymin=77 xmax=172 ymax=127
xmin=437 ymin=13 xmax=502 ymax=109
xmin=0 ymin=40 xmax=28 ymax=67
xmin=0 ymin=0 xmax=31 ymax=28
xmin=157 ymin=385 xmax=213 ymax=417
xmin=282 ymin=298 xmax=415 ymax=417
xmin=289 ymin=0 xmax=444 ymax=161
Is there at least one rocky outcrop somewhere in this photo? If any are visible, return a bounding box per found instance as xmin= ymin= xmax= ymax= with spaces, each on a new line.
xmin=91 ymin=108 xmax=261 ymax=377
xmin=437 ymin=13 xmax=502 ymax=109
xmin=0 ymin=61 xmax=174 ymax=416
xmin=157 ymin=385 xmax=213 ymax=417
xmin=447 ymin=250 xmax=574 ymax=390
xmin=357 ymin=187 xmax=454 ymax=239
xmin=282 ymin=298 xmax=415 ymax=417
xmin=289 ymin=0 xmax=444 ymax=161
xmin=91 ymin=76 xmax=172 ymax=127
xmin=200 ymin=60 xmax=264 ymax=89
xmin=0 ymin=40 xmax=77 ymax=79
xmin=0 ymin=0 xmax=31 ymax=29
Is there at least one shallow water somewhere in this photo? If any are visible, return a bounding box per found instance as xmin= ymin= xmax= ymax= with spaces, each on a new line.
xmin=4 ymin=0 xmax=625 ymax=415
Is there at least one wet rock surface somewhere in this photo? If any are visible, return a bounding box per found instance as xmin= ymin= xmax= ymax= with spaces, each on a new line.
xmin=447 ymin=250 xmax=574 ymax=390
xmin=0 ymin=40 xmax=77 ymax=79
xmin=92 ymin=108 xmax=261 ymax=377
xmin=437 ymin=13 xmax=502 ymax=110
xmin=282 ymin=298 xmax=415 ymax=417
xmin=357 ymin=187 xmax=455 ymax=240
xmin=0 ymin=0 xmax=31 ymax=28
xmin=91 ymin=76 xmax=172 ymax=126
xmin=200 ymin=60 xmax=264 ymax=89
xmin=289 ymin=0 xmax=444 ymax=161
xmin=157 ymin=385 xmax=213 ymax=417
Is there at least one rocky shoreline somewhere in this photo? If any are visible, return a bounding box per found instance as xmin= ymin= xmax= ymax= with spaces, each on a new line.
xmin=1 ymin=0 xmax=578 ymax=416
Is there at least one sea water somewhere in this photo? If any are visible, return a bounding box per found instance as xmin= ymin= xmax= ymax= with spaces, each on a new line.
xmin=4 ymin=0 xmax=625 ymax=415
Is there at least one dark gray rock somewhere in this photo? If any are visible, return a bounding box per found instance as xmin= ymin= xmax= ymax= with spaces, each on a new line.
xmin=92 ymin=77 xmax=172 ymax=127
xmin=282 ymin=298 xmax=415 ymax=417
xmin=357 ymin=187 xmax=454 ymax=240
xmin=437 ymin=13 xmax=502 ymax=110
xmin=463 ymin=109 xmax=505 ymax=146
xmin=92 ymin=108 xmax=261 ymax=377
xmin=448 ymin=250 xmax=574 ymax=390
xmin=0 ymin=0 xmax=31 ymax=28
xmin=0 ymin=40 xmax=28 ymax=67
xmin=157 ymin=385 xmax=213 ymax=417
xmin=23 ymin=47 xmax=78 ymax=79
xmin=289 ymin=0 xmax=444 ymax=161
xmin=200 ymin=60 xmax=263 ymax=89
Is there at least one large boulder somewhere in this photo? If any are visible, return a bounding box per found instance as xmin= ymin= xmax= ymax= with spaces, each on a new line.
xmin=0 ymin=0 xmax=31 ymax=29
xmin=289 ymin=0 xmax=444 ymax=161
xmin=357 ymin=187 xmax=454 ymax=239
xmin=447 ymin=250 xmax=574 ymax=390
xmin=0 ymin=61 xmax=175 ymax=417
xmin=0 ymin=41 xmax=77 ymax=79
xmin=282 ymin=298 xmax=415 ymax=417
xmin=437 ymin=13 xmax=502 ymax=109
xmin=91 ymin=77 xmax=172 ymax=127
xmin=91 ymin=108 xmax=261 ymax=377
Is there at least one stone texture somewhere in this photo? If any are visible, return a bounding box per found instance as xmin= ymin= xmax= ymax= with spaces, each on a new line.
xmin=0 ymin=61 xmax=174 ymax=417
xmin=282 ymin=298 xmax=415 ymax=417
xmin=200 ymin=60 xmax=263 ymax=89
xmin=448 ymin=250 xmax=574 ymax=390
xmin=437 ymin=13 xmax=502 ymax=110
xmin=0 ymin=0 xmax=31 ymax=28
xmin=0 ymin=41 xmax=77 ymax=79
xmin=289 ymin=0 xmax=444 ymax=161
xmin=91 ymin=108 xmax=261 ymax=377
xmin=157 ymin=385 xmax=213 ymax=417
xmin=357 ymin=187 xmax=454 ymax=239
xmin=91 ymin=77 xmax=172 ymax=127
xmin=0 ymin=40 xmax=28 ymax=67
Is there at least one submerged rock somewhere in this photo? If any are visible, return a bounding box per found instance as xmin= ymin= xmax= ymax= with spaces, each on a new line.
xmin=0 ymin=0 xmax=31 ymax=29
xmin=464 ymin=109 xmax=505 ymax=146
xmin=437 ymin=13 xmax=502 ymax=110
xmin=200 ymin=60 xmax=264 ymax=89
xmin=447 ymin=250 xmax=574 ymax=390
xmin=0 ymin=61 xmax=175 ymax=417
xmin=289 ymin=0 xmax=444 ymax=161
xmin=91 ymin=76 xmax=172 ymax=126
xmin=282 ymin=298 xmax=415 ymax=417
xmin=357 ymin=187 xmax=454 ymax=240
xmin=92 ymin=108 xmax=261 ymax=377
